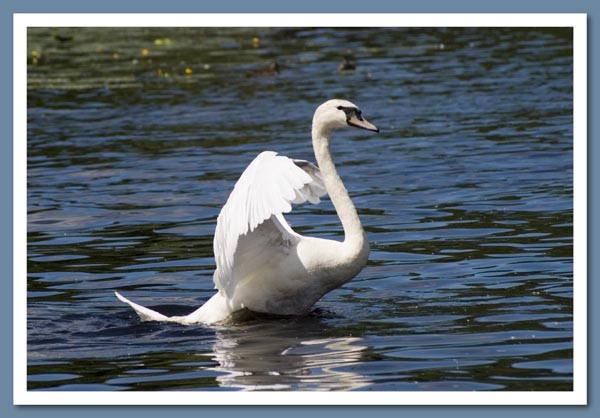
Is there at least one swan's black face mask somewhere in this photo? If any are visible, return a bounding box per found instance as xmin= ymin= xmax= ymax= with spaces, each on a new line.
xmin=337 ymin=105 xmax=379 ymax=133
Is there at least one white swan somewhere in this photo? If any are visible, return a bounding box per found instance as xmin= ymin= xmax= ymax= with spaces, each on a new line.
xmin=115 ymin=99 xmax=379 ymax=324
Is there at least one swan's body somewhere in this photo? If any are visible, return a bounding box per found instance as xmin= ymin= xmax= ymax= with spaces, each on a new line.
xmin=115 ymin=99 xmax=378 ymax=325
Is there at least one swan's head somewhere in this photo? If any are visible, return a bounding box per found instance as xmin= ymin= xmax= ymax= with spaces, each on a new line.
xmin=313 ymin=99 xmax=379 ymax=135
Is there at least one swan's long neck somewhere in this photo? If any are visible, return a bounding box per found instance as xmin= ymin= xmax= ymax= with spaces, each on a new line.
xmin=312 ymin=125 xmax=367 ymax=255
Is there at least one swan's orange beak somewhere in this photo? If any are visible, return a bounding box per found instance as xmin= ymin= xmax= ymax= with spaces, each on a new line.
xmin=347 ymin=113 xmax=379 ymax=133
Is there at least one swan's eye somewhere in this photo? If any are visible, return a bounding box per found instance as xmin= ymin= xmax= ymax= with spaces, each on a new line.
xmin=337 ymin=105 xmax=356 ymax=115
xmin=337 ymin=105 xmax=364 ymax=121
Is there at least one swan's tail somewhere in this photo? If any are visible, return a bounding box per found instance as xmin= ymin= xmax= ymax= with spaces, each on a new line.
xmin=114 ymin=291 xmax=171 ymax=322
xmin=114 ymin=291 xmax=231 ymax=325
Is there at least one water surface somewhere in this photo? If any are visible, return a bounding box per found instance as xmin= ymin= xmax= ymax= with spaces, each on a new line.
xmin=27 ymin=27 xmax=573 ymax=391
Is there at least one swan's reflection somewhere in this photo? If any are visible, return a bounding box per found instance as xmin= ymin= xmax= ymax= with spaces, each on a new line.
xmin=208 ymin=314 xmax=370 ymax=390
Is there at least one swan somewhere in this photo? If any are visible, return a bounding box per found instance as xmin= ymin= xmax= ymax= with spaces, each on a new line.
xmin=115 ymin=99 xmax=379 ymax=325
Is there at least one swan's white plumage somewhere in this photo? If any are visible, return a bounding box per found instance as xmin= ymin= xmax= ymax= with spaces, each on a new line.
xmin=213 ymin=151 xmax=326 ymax=299
xmin=115 ymin=99 xmax=377 ymax=325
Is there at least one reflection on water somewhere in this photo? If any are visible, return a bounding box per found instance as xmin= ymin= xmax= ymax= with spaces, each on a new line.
xmin=211 ymin=318 xmax=369 ymax=390
xmin=27 ymin=27 xmax=573 ymax=391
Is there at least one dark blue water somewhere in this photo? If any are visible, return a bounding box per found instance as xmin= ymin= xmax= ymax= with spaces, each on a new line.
xmin=27 ymin=27 xmax=573 ymax=391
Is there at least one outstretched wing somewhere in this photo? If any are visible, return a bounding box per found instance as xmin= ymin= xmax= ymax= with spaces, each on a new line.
xmin=213 ymin=151 xmax=326 ymax=299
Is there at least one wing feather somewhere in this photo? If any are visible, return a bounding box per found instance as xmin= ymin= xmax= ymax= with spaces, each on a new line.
xmin=213 ymin=151 xmax=326 ymax=298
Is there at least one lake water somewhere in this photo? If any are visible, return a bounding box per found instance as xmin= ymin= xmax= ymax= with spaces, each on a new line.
xmin=26 ymin=27 xmax=573 ymax=392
